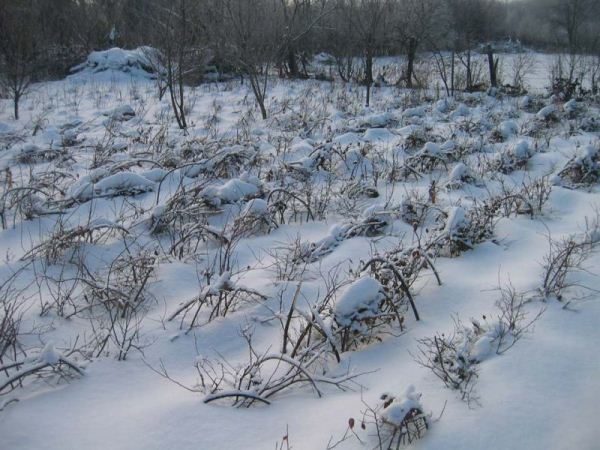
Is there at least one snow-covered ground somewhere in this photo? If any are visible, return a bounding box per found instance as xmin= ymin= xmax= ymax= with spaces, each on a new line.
xmin=0 ymin=49 xmax=599 ymax=450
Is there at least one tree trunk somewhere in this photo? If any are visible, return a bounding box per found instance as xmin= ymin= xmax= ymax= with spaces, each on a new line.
xmin=406 ymin=37 xmax=418 ymax=89
xmin=365 ymin=48 xmax=373 ymax=107
xmin=287 ymin=47 xmax=299 ymax=78
xmin=466 ymin=49 xmax=472 ymax=91
xmin=13 ymin=94 xmax=19 ymax=120
xmin=487 ymin=45 xmax=498 ymax=88
xmin=451 ymin=50 xmax=455 ymax=96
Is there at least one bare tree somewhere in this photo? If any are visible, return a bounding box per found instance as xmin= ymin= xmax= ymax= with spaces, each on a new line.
xmin=395 ymin=0 xmax=443 ymax=88
xmin=341 ymin=0 xmax=392 ymax=107
xmin=150 ymin=0 xmax=206 ymax=130
xmin=548 ymin=0 xmax=595 ymax=84
xmin=0 ymin=1 xmax=43 ymax=120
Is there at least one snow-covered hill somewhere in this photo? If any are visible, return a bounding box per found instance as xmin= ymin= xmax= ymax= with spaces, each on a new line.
xmin=0 ymin=48 xmax=599 ymax=450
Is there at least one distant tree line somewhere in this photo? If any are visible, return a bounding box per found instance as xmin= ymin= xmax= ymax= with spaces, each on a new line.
xmin=1 ymin=0 xmax=599 ymax=119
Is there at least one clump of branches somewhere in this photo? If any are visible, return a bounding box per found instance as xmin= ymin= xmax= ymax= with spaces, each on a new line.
xmin=429 ymin=205 xmax=495 ymax=258
xmin=415 ymin=283 xmax=543 ymax=404
xmin=402 ymin=142 xmax=450 ymax=177
xmin=22 ymin=218 xmax=128 ymax=263
xmin=180 ymin=143 xmax=262 ymax=180
xmin=488 ymin=140 xmax=534 ymax=174
xmin=291 ymin=208 xmax=393 ymax=265
xmin=168 ymin=270 xmax=266 ymax=331
xmin=78 ymin=245 xmax=158 ymax=360
xmin=230 ymin=199 xmax=278 ymax=237
xmin=0 ymin=342 xmax=84 ymax=398
xmin=345 ymin=387 xmax=429 ymax=449
xmin=15 ymin=144 xmax=67 ymax=165
xmin=267 ymin=187 xmax=318 ymax=224
xmin=557 ymin=144 xmax=600 ymax=187
xmin=192 ymin=327 xmax=361 ymax=408
xmin=0 ymin=185 xmax=63 ymax=229
xmin=150 ymin=182 xmax=228 ymax=258
xmin=0 ymin=272 xmax=30 ymax=365
xmin=414 ymin=319 xmax=481 ymax=404
xmin=539 ymin=224 xmax=599 ymax=303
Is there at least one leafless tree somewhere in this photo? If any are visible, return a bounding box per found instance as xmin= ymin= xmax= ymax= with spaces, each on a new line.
xmin=395 ymin=0 xmax=443 ymax=88
xmin=0 ymin=1 xmax=44 ymax=120
xmin=340 ymin=0 xmax=393 ymax=106
xmin=150 ymin=0 xmax=206 ymax=129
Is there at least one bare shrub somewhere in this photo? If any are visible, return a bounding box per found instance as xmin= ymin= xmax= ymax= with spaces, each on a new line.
xmin=540 ymin=231 xmax=598 ymax=303
xmin=77 ymin=246 xmax=158 ymax=360
xmin=0 ymin=342 xmax=84 ymax=396
xmin=347 ymin=387 xmax=429 ymax=449
xmin=415 ymin=283 xmax=543 ymax=404
xmin=415 ymin=320 xmax=480 ymax=404
xmin=164 ymin=327 xmax=361 ymax=408
xmin=168 ymin=270 xmax=266 ymax=331
xmin=557 ymin=143 xmax=600 ymax=186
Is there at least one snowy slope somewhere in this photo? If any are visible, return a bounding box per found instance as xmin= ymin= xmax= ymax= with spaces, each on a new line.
xmin=0 ymin=49 xmax=599 ymax=450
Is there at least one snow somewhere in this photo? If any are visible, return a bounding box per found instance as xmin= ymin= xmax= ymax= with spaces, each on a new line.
xmin=1 ymin=48 xmax=600 ymax=450
xmin=242 ymin=198 xmax=269 ymax=216
xmin=37 ymin=342 xmax=61 ymax=365
xmin=536 ymin=104 xmax=558 ymax=121
xmin=334 ymin=276 xmax=383 ymax=324
xmin=70 ymin=47 xmax=154 ymax=79
xmin=205 ymin=178 xmax=260 ymax=204
xmin=443 ymin=207 xmax=468 ymax=237
xmin=381 ymin=386 xmax=423 ymax=426
xmin=403 ymin=106 xmax=426 ymax=118
xmin=93 ymin=172 xmax=156 ymax=197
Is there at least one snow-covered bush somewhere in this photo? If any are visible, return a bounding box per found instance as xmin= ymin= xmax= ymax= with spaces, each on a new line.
xmin=68 ymin=171 xmax=156 ymax=202
xmin=445 ymin=162 xmax=477 ymax=190
xmin=536 ymin=104 xmax=559 ymax=122
xmin=403 ymin=142 xmax=449 ymax=176
xmin=490 ymin=140 xmax=533 ymax=174
xmin=332 ymin=276 xmax=392 ymax=351
xmin=353 ymin=386 xmax=429 ymax=448
xmin=70 ymin=47 xmax=154 ymax=78
xmin=291 ymin=207 xmax=393 ymax=265
xmin=15 ymin=144 xmax=66 ymax=164
xmin=431 ymin=207 xmax=474 ymax=257
xmin=557 ymin=144 xmax=600 ymax=186
xmin=168 ymin=271 xmax=266 ymax=330
xmin=193 ymin=328 xmax=359 ymax=407
xmin=490 ymin=120 xmax=519 ymax=142
xmin=0 ymin=342 xmax=84 ymax=397
xmin=415 ymin=318 xmax=482 ymax=403
xmin=231 ymin=199 xmax=278 ymax=236
xmin=416 ymin=285 xmax=542 ymax=403
xmin=201 ymin=176 xmax=263 ymax=208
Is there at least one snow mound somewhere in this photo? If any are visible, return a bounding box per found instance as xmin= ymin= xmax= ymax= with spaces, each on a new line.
xmin=334 ymin=276 xmax=383 ymax=326
xmin=443 ymin=207 xmax=468 ymax=237
xmin=203 ymin=178 xmax=261 ymax=206
xmin=70 ymin=47 xmax=154 ymax=79
xmin=69 ymin=172 xmax=155 ymax=201
xmin=380 ymin=386 xmax=424 ymax=426
xmin=104 ymin=105 xmax=136 ymax=122
xmin=241 ymin=198 xmax=269 ymax=216
xmin=94 ymin=172 xmax=156 ymax=196
xmin=536 ymin=104 xmax=558 ymax=121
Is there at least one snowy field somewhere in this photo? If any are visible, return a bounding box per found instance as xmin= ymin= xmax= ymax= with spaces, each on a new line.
xmin=0 ymin=49 xmax=599 ymax=450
